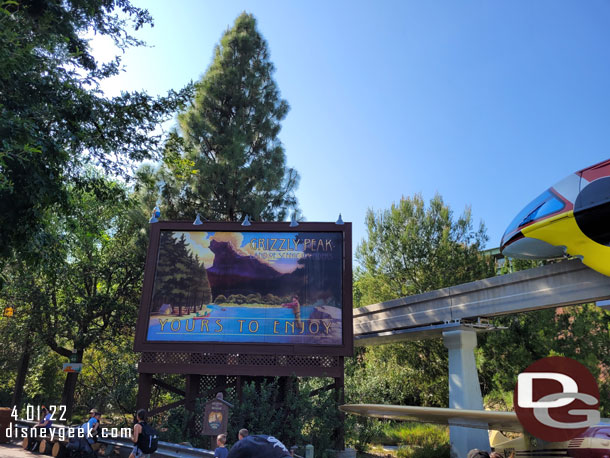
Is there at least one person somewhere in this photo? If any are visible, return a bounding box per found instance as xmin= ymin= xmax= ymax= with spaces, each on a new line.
xmin=67 ymin=410 xmax=97 ymax=458
xmin=82 ymin=409 xmax=100 ymax=444
xmin=32 ymin=406 xmax=53 ymax=432
xmin=130 ymin=409 xmax=149 ymax=458
xmin=490 ymin=453 xmax=504 ymax=458
xmin=28 ymin=407 xmax=53 ymax=451
xmin=467 ymin=450 xmax=490 ymax=458
xmin=92 ymin=411 xmax=102 ymax=438
xmin=214 ymin=434 xmax=228 ymax=458
xmin=282 ymin=295 xmax=301 ymax=325
xmin=227 ymin=435 xmax=291 ymax=458
xmin=238 ymin=429 xmax=248 ymax=440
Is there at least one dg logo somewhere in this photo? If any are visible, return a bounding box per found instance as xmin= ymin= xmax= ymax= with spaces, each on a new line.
xmin=514 ymin=356 xmax=600 ymax=441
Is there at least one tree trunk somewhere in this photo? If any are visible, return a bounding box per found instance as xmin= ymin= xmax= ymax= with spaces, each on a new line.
xmin=11 ymin=335 xmax=32 ymax=410
xmin=60 ymin=349 xmax=83 ymax=421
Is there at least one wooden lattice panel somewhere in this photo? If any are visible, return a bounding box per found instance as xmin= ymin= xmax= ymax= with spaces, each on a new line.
xmin=139 ymin=352 xmax=343 ymax=377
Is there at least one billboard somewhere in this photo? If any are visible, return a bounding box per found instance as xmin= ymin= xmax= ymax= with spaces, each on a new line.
xmin=134 ymin=222 xmax=352 ymax=356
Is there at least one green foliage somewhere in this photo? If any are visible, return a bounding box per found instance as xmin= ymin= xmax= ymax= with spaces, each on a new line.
xmin=355 ymin=193 xmax=494 ymax=305
xmin=385 ymin=422 xmax=449 ymax=447
xmin=349 ymin=194 xmax=495 ymax=410
xmin=215 ymin=295 xmax=227 ymax=304
xmin=0 ymin=175 xmax=150 ymax=416
xmin=228 ymin=378 xmax=303 ymax=447
xmin=478 ymin=303 xmax=610 ymax=416
xmin=227 ymin=378 xmax=341 ymax=457
xmin=391 ymin=423 xmax=451 ymax=458
xmin=32 ymin=178 xmax=146 ymax=357
xmin=0 ymin=0 xmax=192 ymax=260
xmin=155 ymin=405 xmax=195 ymax=445
xmin=227 ymin=294 xmax=247 ymax=305
xmin=154 ymin=12 xmax=299 ymax=222
xmin=23 ymin=350 xmax=64 ymax=404
xmin=75 ymin=335 xmax=139 ymax=424
xmin=344 ymin=415 xmax=386 ymax=452
xmin=396 ymin=443 xmax=451 ymax=458
xmin=246 ymin=293 xmax=262 ymax=304
xmin=153 ymin=232 xmax=212 ymax=312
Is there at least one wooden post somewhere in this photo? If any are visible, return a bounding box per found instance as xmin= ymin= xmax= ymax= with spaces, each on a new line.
xmin=334 ymin=357 xmax=345 ymax=451
xmin=136 ymin=373 xmax=154 ymax=411
xmin=185 ymin=374 xmax=201 ymax=436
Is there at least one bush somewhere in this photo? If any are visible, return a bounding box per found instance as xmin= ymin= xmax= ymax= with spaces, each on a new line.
xmin=215 ymin=295 xmax=227 ymax=304
xmin=228 ymin=377 xmax=342 ymax=458
xmin=345 ymin=416 xmax=387 ymax=452
xmin=389 ymin=423 xmax=451 ymax=458
xmin=385 ymin=422 xmax=448 ymax=446
xmin=396 ymin=443 xmax=451 ymax=458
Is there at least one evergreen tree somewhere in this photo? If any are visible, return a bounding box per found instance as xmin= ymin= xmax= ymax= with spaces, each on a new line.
xmin=152 ymin=232 xmax=212 ymax=313
xmin=159 ymin=12 xmax=299 ymax=221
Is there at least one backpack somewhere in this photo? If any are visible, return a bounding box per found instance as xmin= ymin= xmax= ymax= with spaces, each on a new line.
xmin=138 ymin=422 xmax=158 ymax=454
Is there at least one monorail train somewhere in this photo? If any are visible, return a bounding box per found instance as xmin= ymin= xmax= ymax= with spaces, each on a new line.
xmin=500 ymin=159 xmax=610 ymax=276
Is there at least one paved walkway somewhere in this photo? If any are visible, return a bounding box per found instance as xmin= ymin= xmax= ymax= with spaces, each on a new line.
xmin=0 ymin=443 xmax=29 ymax=458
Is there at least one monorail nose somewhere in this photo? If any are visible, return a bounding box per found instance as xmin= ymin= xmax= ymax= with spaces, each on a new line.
xmin=501 ymin=233 xmax=566 ymax=259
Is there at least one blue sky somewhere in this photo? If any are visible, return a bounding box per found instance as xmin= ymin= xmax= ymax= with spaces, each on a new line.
xmin=92 ymin=1 xmax=610 ymax=250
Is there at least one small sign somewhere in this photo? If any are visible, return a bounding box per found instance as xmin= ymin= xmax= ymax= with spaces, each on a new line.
xmin=3 ymin=307 xmax=13 ymax=317
xmin=63 ymin=363 xmax=83 ymax=373
xmin=202 ymin=398 xmax=229 ymax=436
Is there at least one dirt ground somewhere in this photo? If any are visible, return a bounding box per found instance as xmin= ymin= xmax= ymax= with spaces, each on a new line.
xmin=0 ymin=443 xmax=30 ymax=458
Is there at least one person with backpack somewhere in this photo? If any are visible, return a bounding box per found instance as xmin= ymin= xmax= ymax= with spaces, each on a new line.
xmin=227 ymin=435 xmax=292 ymax=458
xmin=129 ymin=409 xmax=158 ymax=458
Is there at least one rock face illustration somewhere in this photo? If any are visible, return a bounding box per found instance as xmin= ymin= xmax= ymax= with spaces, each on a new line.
xmin=206 ymin=240 xmax=304 ymax=298
xmin=207 ymin=240 xmax=281 ymax=279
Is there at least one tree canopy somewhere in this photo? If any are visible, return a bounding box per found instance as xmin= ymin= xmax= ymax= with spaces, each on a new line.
xmin=153 ymin=12 xmax=299 ymax=222
xmin=349 ymin=194 xmax=496 ymax=409
xmin=0 ymin=0 xmax=191 ymax=260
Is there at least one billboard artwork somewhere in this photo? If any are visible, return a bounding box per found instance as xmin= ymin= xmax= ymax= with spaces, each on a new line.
xmin=146 ymin=230 xmax=343 ymax=345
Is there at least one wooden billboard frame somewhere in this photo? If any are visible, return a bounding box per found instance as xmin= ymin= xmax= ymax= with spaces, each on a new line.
xmin=133 ymin=221 xmax=353 ymax=357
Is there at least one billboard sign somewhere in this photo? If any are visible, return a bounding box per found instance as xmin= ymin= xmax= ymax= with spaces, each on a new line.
xmin=134 ymin=222 xmax=352 ymax=356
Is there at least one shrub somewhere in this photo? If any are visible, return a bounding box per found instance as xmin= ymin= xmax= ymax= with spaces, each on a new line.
xmin=228 ymin=377 xmax=342 ymax=458
xmin=396 ymin=443 xmax=451 ymax=458
xmin=389 ymin=423 xmax=451 ymax=458
xmin=246 ymin=293 xmax=261 ymax=304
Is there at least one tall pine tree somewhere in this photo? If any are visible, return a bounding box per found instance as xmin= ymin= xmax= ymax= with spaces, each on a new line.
xmin=159 ymin=12 xmax=299 ymax=221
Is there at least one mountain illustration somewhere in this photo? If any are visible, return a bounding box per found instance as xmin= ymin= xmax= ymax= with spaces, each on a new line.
xmin=207 ymin=239 xmax=281 ymax=279
xmin=206 ymin=239 xmax=303 ymax=298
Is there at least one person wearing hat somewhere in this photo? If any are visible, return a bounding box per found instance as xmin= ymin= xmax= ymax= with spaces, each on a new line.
xmin=82 ymin=409 xmax=100 ymax=444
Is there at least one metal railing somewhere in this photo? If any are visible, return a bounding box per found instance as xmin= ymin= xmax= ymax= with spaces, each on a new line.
xmin=13 ymin=420 xmax=214 ymax=458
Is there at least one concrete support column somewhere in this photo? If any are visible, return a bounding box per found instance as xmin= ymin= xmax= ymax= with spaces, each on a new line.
xmin=443 ymin=329 xmax=490 ymax=458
